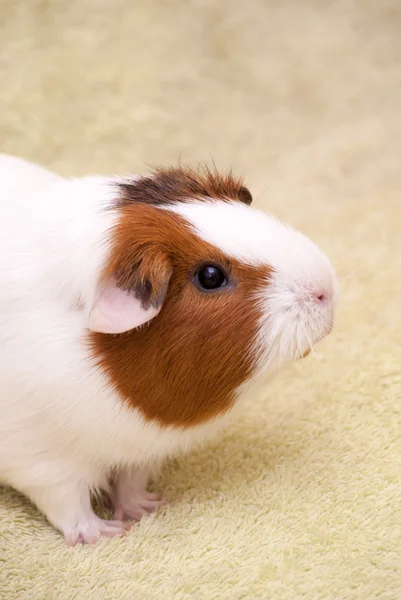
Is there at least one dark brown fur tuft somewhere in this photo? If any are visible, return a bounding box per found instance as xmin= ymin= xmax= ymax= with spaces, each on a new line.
xmin=118 ymin=165 xmax=252 ymax=208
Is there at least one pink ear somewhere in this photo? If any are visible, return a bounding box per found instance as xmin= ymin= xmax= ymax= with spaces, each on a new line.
xmin=89 ymin=280 xmax=161 ymax=334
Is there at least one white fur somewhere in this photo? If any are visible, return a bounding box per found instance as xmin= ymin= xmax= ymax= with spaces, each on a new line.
xmin=0 ymin=155 xmax=336 ymax=543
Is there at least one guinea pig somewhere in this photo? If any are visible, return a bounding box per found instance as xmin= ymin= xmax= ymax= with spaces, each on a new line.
xmin=0 ymin=154 xmax=336 ymax=545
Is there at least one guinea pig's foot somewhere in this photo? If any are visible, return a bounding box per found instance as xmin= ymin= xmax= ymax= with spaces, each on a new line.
xmin=113 ymin=492 xmax=166 ymax=522
xmin=65 ymin=517 xmax=131 ymax=546
xmin=111 ymin=465 xmax=166 ymax=522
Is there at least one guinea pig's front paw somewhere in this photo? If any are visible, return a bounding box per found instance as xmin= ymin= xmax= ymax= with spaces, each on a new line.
xmin=65 ymin=516 xmax=131 ymax=546
xmin=113 ymin=490 xmax=166 ymax=522
xmin=111 ymin=465 xmax=166 ymax=522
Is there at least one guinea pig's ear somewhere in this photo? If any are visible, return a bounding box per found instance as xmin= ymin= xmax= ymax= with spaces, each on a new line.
xmin=89 ymin=251 xmax=172 ymax=334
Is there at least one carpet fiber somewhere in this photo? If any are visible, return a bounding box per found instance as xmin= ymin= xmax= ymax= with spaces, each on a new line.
xmin=1 ymin=1 xmax=400 ymax=598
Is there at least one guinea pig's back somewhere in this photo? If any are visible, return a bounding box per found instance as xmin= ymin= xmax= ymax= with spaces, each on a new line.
xmin=0 ymin=155 xmax=63 ymax=263
xmin=0 ymin=154 xmax=62 ymax=196
xmin=0 ymin=162 xmax=120 ymax=482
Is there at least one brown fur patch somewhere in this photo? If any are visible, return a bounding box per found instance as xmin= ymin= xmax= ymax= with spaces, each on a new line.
xmin=90 ymin=203 xmax=269 ymax=428
xmin=118 ymin=165 xmax=252 ymax=208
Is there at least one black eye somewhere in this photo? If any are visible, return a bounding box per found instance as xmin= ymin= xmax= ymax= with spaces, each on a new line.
xmin=195 ymin=264 xmax=228 ymax=291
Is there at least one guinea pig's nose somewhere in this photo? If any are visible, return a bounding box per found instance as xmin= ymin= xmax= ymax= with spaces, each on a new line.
xmin=312 ymin=285 xmax=333 ymax=305
xmin=295 ymin=279 xmax=335 ymax=308
xmin=312 ymin=286 xmax=336 ymax=327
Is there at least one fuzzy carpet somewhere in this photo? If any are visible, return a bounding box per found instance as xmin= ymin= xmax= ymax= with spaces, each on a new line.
xmin=1 ymin=1 xmax=401 ymax=598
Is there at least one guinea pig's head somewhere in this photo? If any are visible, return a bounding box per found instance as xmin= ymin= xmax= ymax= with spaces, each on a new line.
xmin=89 ymin=167 xmax=336 ymax=428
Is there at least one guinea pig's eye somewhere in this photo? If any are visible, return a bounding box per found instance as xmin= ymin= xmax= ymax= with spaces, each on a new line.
xmin=194 ymin=264 xmax=228 ymax=292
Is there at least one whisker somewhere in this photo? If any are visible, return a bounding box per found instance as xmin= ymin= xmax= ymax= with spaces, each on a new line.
xmin=332 ymin=254 xmax=350 ymax=266
xmin=305 ymin=329 xmax=317 ymax=357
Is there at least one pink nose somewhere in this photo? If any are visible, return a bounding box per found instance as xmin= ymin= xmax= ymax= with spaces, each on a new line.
xmin=297 ymin=282 xmax=334 ymax=306
xmin=313 ymin=288 xmax=332 ymax=304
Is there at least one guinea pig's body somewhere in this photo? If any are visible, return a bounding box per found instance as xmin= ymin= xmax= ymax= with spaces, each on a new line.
xmin=0 ymin=154 xmax=336 ymax=544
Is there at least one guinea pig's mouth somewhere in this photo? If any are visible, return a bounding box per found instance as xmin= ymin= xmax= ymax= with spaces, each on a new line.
xmin=299 ymin=319 xmax=334 ymax=360
xmin=320 ymin=319 xmax=334 ymax=341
